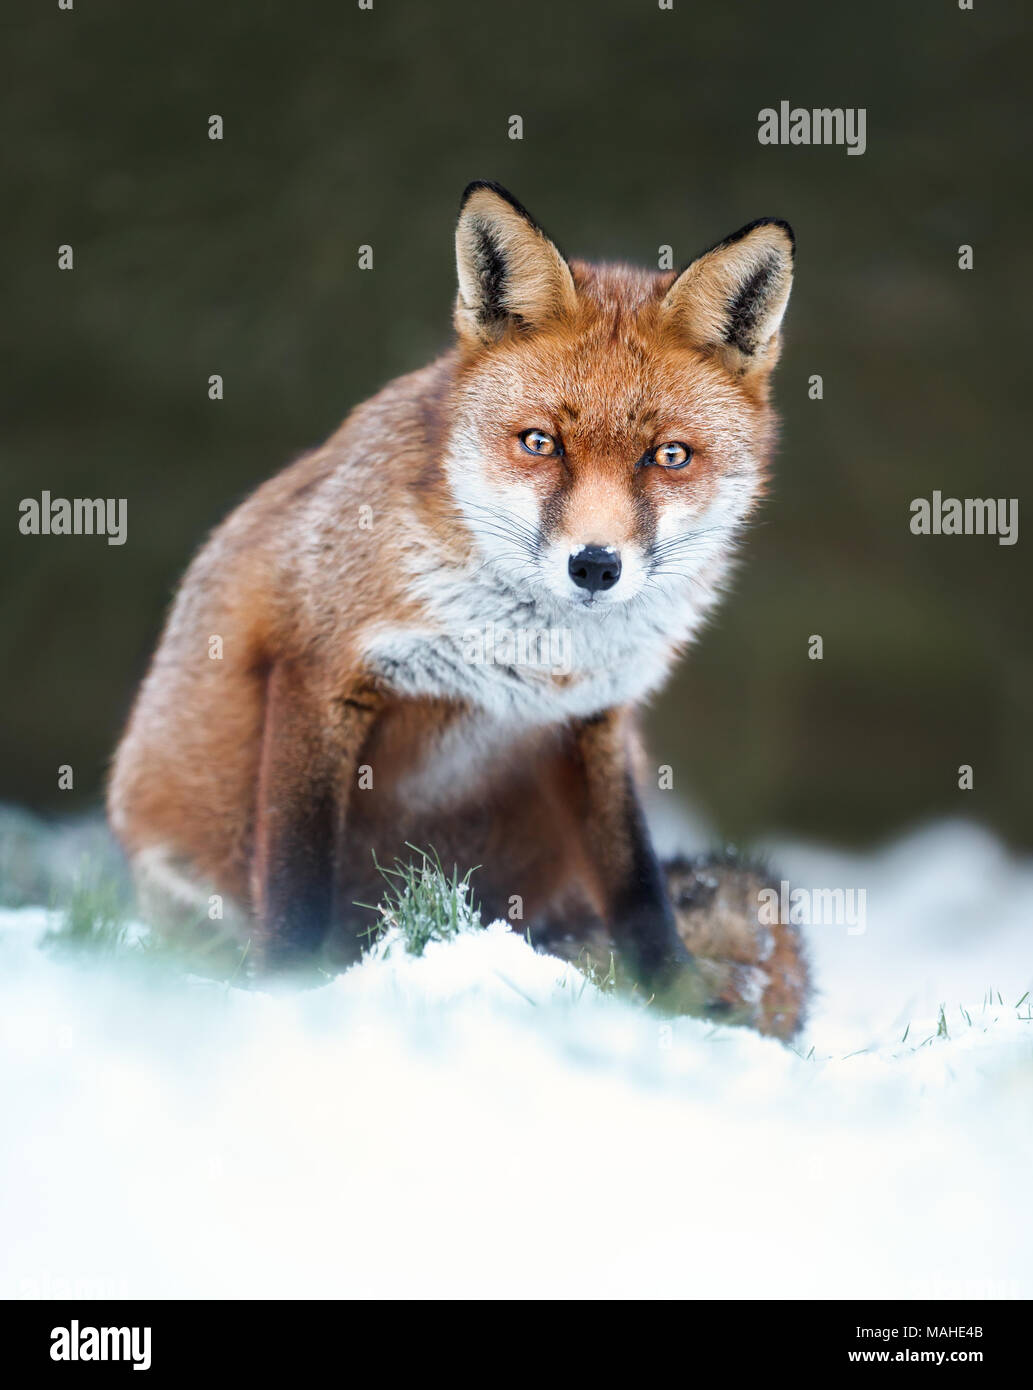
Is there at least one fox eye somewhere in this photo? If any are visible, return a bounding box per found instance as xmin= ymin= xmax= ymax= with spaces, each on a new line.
xmin=652 ymin=441 xmax=693 ymax=470
xmin=519 ymin=429 xmax=560 ymax=458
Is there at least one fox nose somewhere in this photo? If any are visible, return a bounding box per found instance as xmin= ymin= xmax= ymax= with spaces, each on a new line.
xmin=568 ymin=544 xmax=622 ymax=593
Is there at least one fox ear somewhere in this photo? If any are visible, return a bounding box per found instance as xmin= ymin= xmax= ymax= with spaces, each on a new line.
xmin=661 ymin=219 xmax=794 ymax=376
xmin=455 ymin=182 xmax=577 ymax=345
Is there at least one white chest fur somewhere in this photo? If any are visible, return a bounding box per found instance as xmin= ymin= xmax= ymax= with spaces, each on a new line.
xmin=358 ymin=557 xmax=712 ymax=729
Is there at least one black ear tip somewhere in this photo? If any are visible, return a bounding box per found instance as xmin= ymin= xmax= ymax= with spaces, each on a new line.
xmin=763 ymin=217 xmax=796 ymax=255
xmin=460 ymin=180 xmax=518 ymax=211
xmin=748 ymin=217 xmax=795 ymax=258
xmin=705 ymin=217 xmax=796 ymax=262
xmin=458 ymin=180 xmax=545 ymax=232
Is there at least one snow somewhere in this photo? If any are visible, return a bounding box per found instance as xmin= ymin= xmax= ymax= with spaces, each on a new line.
xmin=1 ymin=818 xmax=1030 ymax=1300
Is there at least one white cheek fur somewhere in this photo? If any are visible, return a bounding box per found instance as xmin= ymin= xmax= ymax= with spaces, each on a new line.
xmin=444 ymin=428 xmax=545 ymax=581
xmin=358 ymin=439 xmax=759 ymax=742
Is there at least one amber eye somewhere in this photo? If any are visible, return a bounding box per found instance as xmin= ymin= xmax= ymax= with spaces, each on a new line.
xmin=652 ymin=441 xmax=693 ymax=470
xmin=519 ymin=429 xmax=559 ymax=458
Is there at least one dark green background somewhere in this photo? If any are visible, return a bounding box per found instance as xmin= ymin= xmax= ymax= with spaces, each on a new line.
xmin=2 ymin=0 xmax=1029 ymax=849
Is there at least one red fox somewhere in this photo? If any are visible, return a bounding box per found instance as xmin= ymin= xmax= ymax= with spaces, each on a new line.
xmin=108 ymin=182 xmax=801 ymax=1020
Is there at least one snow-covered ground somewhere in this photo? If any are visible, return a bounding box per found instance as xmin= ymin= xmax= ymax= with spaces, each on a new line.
xmin=0 ymin=818 xmax=1030 ymax=1300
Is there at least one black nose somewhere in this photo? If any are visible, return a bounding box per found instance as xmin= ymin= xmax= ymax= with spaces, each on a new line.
xmin=568 ymin=545 xmax=622 ymax=593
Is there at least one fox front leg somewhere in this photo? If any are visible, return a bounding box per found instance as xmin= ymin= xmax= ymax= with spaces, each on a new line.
xmin=575 ymin=712 xmax=706 ymax=1010
xmin=250 ymin=663 xmax=379 ymax=973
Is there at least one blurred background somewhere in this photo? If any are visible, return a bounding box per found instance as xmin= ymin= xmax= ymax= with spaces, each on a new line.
xmin=1 ymin=0 xmax=1029 ymax=852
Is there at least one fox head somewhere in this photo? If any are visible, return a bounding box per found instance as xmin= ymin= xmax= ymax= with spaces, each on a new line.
xmin=445 ymin=181 xmax=793 ymax=618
